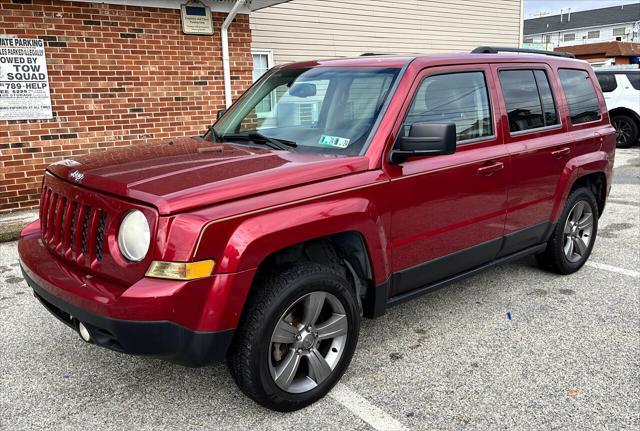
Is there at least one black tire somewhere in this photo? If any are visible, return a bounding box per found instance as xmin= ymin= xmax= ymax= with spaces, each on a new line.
xmin=228 ymin=263 xmax=360 ymax=412
xmin=611 ymin=114 xmax=639 ymax=148
xmin=536 ymin=187 xmax=599 ymax=275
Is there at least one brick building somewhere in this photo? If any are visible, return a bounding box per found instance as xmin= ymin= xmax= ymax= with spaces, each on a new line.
xmin=0 ymin=0 xmax=285 ymax=213
xmin=1 ymin=0 xmax=524 ymax=214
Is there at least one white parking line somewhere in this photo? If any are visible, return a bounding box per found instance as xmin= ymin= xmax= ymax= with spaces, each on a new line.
xmin=586 ymin=261 xmax=640 ymax=278
xmin=330 ymin=383 xmax=408 ymax=431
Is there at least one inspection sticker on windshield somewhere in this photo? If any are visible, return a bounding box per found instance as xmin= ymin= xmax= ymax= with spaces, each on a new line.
xmin=318 ymin=135 xmax=350 ymax=148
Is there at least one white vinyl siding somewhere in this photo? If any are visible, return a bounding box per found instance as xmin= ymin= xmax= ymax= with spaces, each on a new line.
xmin=250 ymin=0 xmax=522 ymax=64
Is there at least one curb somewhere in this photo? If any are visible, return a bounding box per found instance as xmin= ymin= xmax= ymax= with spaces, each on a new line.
xmin=0 ymin=210 xmax=38 ymax=243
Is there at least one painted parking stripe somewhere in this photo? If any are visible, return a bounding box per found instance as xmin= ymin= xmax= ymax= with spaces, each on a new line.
xmin=330 ymin=383 xmax=408 ymax=431
xmin=586 ymin=261 xmax=639 ymax=278
xmin=607 ymin=199 xmax=640 ymax=208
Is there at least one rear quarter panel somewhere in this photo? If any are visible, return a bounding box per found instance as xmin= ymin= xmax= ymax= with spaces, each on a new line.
xmin=550 ymin=64 xmax=616 ymax=220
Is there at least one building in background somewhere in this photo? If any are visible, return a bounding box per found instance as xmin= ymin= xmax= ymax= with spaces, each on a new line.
xmin=523 ymin=3 xmax=640 ymax=49
xmin=0 ymin=0 xmax=287 ymax=213
xmin=1 ymin=0 xmax=524 ymax=214
xmin=250 ymin=0 xmax=523 ymax=69
xmin=556 ymin=41 xmax=640 ymax=67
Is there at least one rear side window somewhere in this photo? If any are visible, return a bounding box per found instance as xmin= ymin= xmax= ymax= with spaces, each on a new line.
xmin=596 ymin=74 xmax=617 ymax=92
xmin=499 ymin=69 xmax=559 ymax=133
xmin=558 ymin=69 xmax=601 ymax=125
xmin=403 ymin=71 xmax=492 ymax=143
xmin=625 ymin=73 xmax=640 ymax=90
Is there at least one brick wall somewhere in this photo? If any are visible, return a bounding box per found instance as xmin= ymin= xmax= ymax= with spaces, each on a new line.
xmin=0 ymin=0 xmax=254 ymax=213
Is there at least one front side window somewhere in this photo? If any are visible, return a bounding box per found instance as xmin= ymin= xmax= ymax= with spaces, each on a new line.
xmin=402 ymin=71 xmax=492 ymax=143
xmin=212 ymin=66 xmax=401 ymax=155
xmin=499 ymin=69 xmax=559 ymax=133
xmin=558 ymin=69 xmax=601 ymax=124
xmin=596 ymin=73 xmax=618 ymax=92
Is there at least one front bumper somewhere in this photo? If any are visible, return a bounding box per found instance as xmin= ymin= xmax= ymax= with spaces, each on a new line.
xmin=24 ymin=269 xmax=233 ymax=366
xmin=17 ymin=222 xmax=255 ymax=366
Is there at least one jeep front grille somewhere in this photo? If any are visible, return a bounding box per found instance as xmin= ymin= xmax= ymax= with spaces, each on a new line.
xmin=40 ymin=186 xmax=107 ymax=264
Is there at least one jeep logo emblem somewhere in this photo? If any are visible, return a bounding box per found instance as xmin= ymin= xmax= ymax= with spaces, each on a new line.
xmin=69 ymin=170 xmax=84 ymax=182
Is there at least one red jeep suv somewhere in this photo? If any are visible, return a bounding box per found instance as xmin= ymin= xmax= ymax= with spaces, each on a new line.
xmin=19 ymin=47 xmax=616 ymax=411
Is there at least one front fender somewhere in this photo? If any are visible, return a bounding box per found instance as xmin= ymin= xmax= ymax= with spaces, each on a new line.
xmin=210 ymin=196 xmax=390 ymax=284
xmin=550 ymin=150 xmax=611 ymax=222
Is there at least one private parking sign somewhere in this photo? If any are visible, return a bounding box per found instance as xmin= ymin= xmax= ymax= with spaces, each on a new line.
xmin=0 ymin=37 xmax=53 ymax=120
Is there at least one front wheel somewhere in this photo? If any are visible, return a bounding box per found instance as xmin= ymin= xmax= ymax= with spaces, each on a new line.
xmin=228 ymin=263 xmax=360 ymax=411
xmin=536 ymin=187 xmax=599 ymax=274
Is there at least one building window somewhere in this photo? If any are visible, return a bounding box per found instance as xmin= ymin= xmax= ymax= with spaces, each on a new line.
xmin=252 ymin=50 xmax=273 ymax=82
xmin=544 ymin=34 xmax=551 ymax=43
xmin=564 ymin=33 xmax=575 ymax=42
xmin=251 ymin=50 xmax=274 ymax=116
xmin=588 ymin=30 xmax=600 ymax=39
xmin=524 ymin=37 xmax=534 ymax=44
xmin=612 ymin=27 xmax=626 ymax=37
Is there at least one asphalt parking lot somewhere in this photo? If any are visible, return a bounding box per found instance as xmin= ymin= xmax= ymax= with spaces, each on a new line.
xmin=1 ymin=148 xmax=638 ymax=430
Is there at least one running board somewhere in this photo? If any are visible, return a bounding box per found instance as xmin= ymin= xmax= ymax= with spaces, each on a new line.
xmin=387 ymin=243 xmax=547 ymax=307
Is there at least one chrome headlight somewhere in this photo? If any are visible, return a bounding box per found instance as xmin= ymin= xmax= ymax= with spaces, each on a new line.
xmin=118 ymin=210 xmax=150 ymax=262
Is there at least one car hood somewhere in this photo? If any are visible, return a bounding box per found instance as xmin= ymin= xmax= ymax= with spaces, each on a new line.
xmin=47 ymin=137 xmax=369 ymax=215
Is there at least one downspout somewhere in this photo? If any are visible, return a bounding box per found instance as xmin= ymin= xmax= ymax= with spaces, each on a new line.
xmin=221 ymin=0 xmax=246 ymax=108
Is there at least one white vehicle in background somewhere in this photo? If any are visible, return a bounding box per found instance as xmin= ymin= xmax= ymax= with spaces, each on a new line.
xmin=595 ymin=69 xmax=640 ymax=148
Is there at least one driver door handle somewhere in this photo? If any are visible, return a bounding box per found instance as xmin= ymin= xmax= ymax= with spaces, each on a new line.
xmin=551 ymin=147 xmax=571 ymax=158
xmin=477 ymin=161 xmax=504 ymax=176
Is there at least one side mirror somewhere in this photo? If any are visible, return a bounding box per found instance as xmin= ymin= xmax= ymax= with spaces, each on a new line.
xmin=216 ymin=108 xmax=227 ymax=119
xmin=389 ymin=122 xmax=456 ymax=164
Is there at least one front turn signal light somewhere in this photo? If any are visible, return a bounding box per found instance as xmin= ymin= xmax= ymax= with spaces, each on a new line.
xmin=145 ymin=260 xmax=215 ymax=280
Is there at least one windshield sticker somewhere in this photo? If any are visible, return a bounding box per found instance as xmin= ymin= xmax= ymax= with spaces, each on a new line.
xmin=318 ymin=135 xmax=350 ymax=149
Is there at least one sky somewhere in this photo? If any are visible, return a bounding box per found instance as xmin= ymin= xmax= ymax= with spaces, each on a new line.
xmin=524 ymin=0 xmax=640 ymax=18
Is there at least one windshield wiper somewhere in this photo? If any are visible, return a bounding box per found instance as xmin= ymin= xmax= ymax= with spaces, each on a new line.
xmin=221 ymin=133 xmax=297 ymax=151
xmin=249 ymin=132 xmax=297 ymax=149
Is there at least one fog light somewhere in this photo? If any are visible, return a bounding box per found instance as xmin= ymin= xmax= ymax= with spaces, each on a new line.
xmin=145 ymin=260 xmax=215 ymax=280
xmin=78 ymin=322 xmax=91 ymax=342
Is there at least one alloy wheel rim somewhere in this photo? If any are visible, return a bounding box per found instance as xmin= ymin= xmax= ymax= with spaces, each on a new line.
xmin=269 ymin=291 xmax=348 ymax=393
xmin=563 ymin=200 xmax=593 ymax=263
xmin=612 ymin=120 xmax=632 ymax=145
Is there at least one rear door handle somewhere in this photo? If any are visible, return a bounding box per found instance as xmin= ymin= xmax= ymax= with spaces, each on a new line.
xmin=477 ymin=161 xmax=504 ymax=176
xmin=551 ymin=147 xmax=571 ymax=158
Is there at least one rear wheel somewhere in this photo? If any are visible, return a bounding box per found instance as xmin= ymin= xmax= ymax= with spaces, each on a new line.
xmin=228 ymin=263 xmax=360 ymax=411
xmin=611 ymin=114 xmax=638 ymax=148
xmin=536 ymin=187 xmax=599 ymax=274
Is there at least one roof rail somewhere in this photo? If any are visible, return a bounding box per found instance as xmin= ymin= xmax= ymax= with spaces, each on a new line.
xmin=471 ymin=46 xmax=576 ymax=59
xmin=360 ymin=52 xmax=391 ymax=56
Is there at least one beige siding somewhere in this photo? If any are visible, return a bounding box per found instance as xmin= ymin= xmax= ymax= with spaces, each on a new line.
xmin=251 ymin=0 xmax=522 ymax=64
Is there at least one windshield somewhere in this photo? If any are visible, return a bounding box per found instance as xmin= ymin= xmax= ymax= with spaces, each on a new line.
xmin=210 ymin=66 xmax=401 ymax=155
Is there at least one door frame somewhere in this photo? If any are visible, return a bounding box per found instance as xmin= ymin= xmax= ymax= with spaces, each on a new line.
xmin=381 ymin=63 xmax=509 ymax=296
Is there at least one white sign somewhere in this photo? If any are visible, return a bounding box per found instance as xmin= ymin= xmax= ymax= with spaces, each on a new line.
xmin=0 ymin=37 xmax=53 ymax=120
xmin=181 ymin=1 xmax=214 ymax=35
